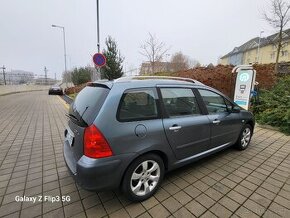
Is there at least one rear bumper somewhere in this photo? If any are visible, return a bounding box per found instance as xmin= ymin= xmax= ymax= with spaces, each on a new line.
xmin=63 ymin=141 xmax=136 ymax=191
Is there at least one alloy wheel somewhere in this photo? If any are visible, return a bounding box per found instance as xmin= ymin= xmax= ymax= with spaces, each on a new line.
xmin=241 ymin=127 xmax=251 ymax=148
xmin=130 ymin=160 xmax=160 ymax=196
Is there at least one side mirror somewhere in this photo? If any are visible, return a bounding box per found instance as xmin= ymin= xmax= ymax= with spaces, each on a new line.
xmin=231 ymin=106 xmax=241 ymax=113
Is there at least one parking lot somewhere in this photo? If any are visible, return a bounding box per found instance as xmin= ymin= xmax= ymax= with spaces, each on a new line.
xmin=0 ymin=91 xmax=289 ymax=218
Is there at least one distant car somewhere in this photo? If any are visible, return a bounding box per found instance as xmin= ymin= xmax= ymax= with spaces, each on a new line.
xmin=48 ymin=86 xmax=63 ymax=95
xmin=63 ymin=76 xmax=255 ymax=201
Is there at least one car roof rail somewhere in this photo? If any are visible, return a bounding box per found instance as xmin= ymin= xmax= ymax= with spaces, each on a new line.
xmin=115 ymin=76 xmax=204 ymax=85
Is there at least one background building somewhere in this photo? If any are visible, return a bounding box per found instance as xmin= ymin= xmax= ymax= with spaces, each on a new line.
xmin=0 ymin=70 xmax=34 ymax=85
xmin=220 ymin=29 xmax=290 ymax=65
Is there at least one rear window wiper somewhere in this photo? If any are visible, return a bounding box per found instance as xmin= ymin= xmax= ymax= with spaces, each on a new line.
xmin=81 ymin=106 xmax=89 ymax=118
xmin=66 ymin=113 xmax=88 ymax=127
xmin=66 ymin=113 xmax=80 ymax=122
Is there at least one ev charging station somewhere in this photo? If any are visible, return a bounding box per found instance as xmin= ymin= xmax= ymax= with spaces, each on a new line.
xmin=232 ymin=65 xmax=256 ymax=110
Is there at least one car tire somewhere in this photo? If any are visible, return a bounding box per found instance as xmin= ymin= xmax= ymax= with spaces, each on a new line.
xmin=122 ymin=153 xmax=164 ymax=202
xmin=236 ymin=124 xmax=253 ymax=150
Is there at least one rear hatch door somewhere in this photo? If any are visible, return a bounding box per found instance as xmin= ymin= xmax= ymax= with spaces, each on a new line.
xmin=65 ymin=83 xmax=110 ymax=160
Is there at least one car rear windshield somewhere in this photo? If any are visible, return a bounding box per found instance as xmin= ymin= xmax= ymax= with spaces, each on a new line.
xmin=70 ymin=86 xmax=110 ymax=126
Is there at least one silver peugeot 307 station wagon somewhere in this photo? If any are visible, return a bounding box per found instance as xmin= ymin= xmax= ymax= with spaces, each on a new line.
xmin=63 ymin=76 xmax=255 ymax=201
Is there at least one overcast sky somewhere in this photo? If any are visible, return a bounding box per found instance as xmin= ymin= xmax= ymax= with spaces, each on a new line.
xmin=0 ymin=0 xmax=278 ymax=78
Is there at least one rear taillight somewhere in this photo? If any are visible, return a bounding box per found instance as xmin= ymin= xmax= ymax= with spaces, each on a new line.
xmin=84 ymin=124 xmax=113 ymax=158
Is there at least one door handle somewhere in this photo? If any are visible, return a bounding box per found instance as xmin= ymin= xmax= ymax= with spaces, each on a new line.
xmin=169 ymin=126 xmax=182 ymax=131
xmin=212 ymin=119 xmax=221 ymax=124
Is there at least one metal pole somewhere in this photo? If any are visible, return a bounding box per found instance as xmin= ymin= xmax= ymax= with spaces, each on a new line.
xmin=62 ymin=27 xmax=69 ymax=87
xmin=96 ymin=0 xmax=100 ymax=53
xmin=52 ymin=24 xmax=69 ymax=87
xmin=95 ymin=0 xmax=101 ymax=81
xmin=257 ymin=31 xmax=264 ymax=63
xmin=44 ymin=66 xmax=48 ymax=85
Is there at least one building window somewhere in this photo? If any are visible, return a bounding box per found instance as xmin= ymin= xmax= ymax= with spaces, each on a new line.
xmin=270 ymin=52 xmax=276 ymax=60
xmin=281 ymin=50 xmax=288 ymax=57
xmin=272 ymin=44 xmax=276 ymax=50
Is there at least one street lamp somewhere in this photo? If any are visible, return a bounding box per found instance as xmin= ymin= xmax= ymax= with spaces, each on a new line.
xmin=257 ymin=31 xmax=264 ymax=63
xmin=52 ymin=24 xmax=68 ymax=87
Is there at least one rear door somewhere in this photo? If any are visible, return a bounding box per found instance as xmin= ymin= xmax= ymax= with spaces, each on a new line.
xmin=160 ymin=87 xmax=211 ymax=160
xmin=197 ymin=89 xmax=242 ymax=149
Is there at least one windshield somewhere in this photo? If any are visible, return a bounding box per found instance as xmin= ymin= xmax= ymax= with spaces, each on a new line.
xmin=69 ymin=86 xmax=110 ymax=126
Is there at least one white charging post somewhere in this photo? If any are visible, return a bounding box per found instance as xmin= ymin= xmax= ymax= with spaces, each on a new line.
xmin=232 ymin=65 xmax=256 ymax=110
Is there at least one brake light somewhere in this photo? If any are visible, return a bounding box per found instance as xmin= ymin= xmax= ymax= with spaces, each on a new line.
xmin=84 ymin=125 xmax=113 ymax=158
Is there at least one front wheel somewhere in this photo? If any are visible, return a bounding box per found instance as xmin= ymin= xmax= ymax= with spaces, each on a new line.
xmin=236 ymin=124 xmax=253 ymax=150
xmin=122 ymin=153 xmax=164 ymax=202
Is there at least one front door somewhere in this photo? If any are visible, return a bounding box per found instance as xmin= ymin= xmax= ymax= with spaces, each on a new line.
xmin=198 ymin=89 xmax=242 ymax=149
xmin=160 ymin=87 xmax=211 ymax=160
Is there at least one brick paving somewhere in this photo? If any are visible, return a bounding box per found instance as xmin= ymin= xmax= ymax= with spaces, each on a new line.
xmin=0 ymin=91 xmax=290 ymax=218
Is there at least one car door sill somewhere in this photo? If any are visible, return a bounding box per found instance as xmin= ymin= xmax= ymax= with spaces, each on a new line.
xmin=173 ymin=142 xmax=232 ymax=168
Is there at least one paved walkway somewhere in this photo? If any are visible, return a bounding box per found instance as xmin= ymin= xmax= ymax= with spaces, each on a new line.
xmin=0 ymin=91 xmax=289 ymax=218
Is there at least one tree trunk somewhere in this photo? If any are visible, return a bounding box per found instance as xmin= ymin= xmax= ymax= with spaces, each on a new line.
xmin=275 ymin=26 xmax=283 ymax=74
xmin=275 ymin=44 xmax=281 ymax=74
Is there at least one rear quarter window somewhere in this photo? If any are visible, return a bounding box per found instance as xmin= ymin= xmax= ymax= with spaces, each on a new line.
xmin=117 ymin=89 xmax=159 ymax=122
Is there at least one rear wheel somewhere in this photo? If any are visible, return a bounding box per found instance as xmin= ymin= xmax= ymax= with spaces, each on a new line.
xmin=122 ymin=153 xmax=164 ymax=201
xmin=236 ymin=124 xmax=253 ymax=150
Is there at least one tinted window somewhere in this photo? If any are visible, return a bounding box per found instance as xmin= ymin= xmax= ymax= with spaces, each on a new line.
xmin=198 ymin=89 xmax=228 ymax=114
xmin=118 ymin=89 xmax=158 ymax=122
xmin=71 ymin=86 xmax=109 ymax=126
xmin=160 ymin=88 xmax=200 ymax=117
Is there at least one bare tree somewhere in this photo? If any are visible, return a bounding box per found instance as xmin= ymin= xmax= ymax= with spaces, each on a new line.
xmin=170 ymin=52 xmax=190 ymax=72
xmin=189 ymin=59 xmax=201 ymax=68
xmin=264 ymin=0 xmax=290 ymax=74
xmin=140 ymin=33 xmax=169 ymax=74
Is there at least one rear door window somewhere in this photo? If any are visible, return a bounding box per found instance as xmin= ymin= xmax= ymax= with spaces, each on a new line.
xmin=160 ymin=88 xmax=201 ymax=117
xmin=118 ymin=89 xmax=159 ymax=122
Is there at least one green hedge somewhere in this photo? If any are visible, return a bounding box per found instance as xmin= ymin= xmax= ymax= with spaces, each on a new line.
xmin=253 ymin=75 xmax=290 ymax=134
